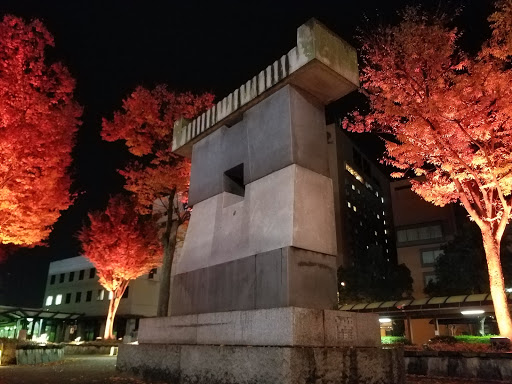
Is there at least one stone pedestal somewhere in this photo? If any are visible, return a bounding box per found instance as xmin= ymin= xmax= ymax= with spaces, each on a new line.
xmin=117 ymin=19 xmax=404 ymax=384
xmin=119 ymin=344 xmax=404 ymax=384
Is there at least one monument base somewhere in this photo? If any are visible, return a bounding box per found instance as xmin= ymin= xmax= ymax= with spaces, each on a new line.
xmin=118 ymin=343 xmax=404 ymax=384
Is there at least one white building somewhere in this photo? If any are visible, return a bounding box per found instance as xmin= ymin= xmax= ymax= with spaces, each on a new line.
xmin=43 ymin=256 xmax=161 ymax=341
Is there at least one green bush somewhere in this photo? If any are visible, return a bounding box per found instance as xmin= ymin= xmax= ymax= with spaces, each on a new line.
xmin=381 ymin=336 xmax=411 ymax=345
xmin=454 ymin=335 xmax=498 ymax=344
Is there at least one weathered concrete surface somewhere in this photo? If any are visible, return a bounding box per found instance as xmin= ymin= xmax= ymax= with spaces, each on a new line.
xmin=188 ymin=85 xmax=329 ymax=206
xmin=173 ymin=19 xmax=359 ymax=157
xmin=405 ymin=351 xmax=512 ymax=382
xmin=177 ymin=165 xmax=336 ymax=276
xmin=137 ymin=307 xmax=380 ymax=348
xmin=171 ymin=247 xmax=337 ymax=315
xmin=118 ymin=344 xmax=404 ymax=384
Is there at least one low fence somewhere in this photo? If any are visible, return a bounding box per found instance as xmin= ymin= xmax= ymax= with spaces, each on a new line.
xmin=405 ymin=350 xmax=512 ymax=381
xmin=15 ymin=348 xmax=64 ymax=365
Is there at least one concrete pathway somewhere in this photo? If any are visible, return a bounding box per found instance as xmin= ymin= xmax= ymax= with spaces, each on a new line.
xmin=0 ymin=355 xmax=507 ymax=384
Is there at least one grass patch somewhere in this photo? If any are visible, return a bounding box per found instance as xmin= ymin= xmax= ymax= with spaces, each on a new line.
xmin=381 ymin=336 xmax=411 ymax=345
xmin=454 ymin=335 xmax=499 ymax=344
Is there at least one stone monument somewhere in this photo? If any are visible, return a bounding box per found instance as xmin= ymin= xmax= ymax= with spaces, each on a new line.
xmin=118 ymin=19 xmax=404 ymax=384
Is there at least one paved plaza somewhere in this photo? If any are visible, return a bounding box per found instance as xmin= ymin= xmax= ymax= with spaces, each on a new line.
xmin=0 ymin=355 xmax=506 ymax=384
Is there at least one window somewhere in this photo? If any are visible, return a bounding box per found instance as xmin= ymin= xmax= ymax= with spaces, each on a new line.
xmin=69 ymin=272 xmax=75 ymax=282
xmin=347 ymin=201 xmax=351 ymax=208
xmin=89 ymin=268 xmax=96 ymax=279
xmin=421 ymin=249 xmax=443 ymax=266
xmin=97 ymin=289 xmax=105 ymax=300
xmin=148 ymin=268 xmax=156 ymax=279
xmin=59 ymin=273 xmax=65 ymax=283
xmin=122 ymin=286 xmax=130 ymax=299
xmin=397 ymin=224 xmax=443 ymax=244
xmin=65 ymin=293 xmax=71 ymax=304
xmin=108 ymin=291 xmax=113 ymax=300
xmin=50 ymin=275 xmax=56 ymax=285
xmin=76 ymin=292 xmax=82 ymax=303
xmin=55 ymin=294 xmax=62 ymax=305
xmin=45 ymin=296 xmax=53 ymax=306
xmin=424 ymin=273 xmax=438 ymax=288
xmin=79 ymin=270 xmax=84 ymax=280
xmin=86 ymin=290 xmax=92 ymax=302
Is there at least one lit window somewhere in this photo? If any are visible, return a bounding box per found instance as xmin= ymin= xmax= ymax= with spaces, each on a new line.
xmin=45 ymin=296 xmax=53 ymax=306
xmin=55 ymin=294 xmax=62 ymax=305
xmin=374 ymin=231 xmax=377 ymax=236
xmin=384 ymin=229 xmax=388 ymax=234
xmin=375 ymin=191 xmax=379 ymax=197
xmin=352 ymin=185 xmax=355 ymax=190
xmin=345 ymin=164 xmax=364 ymax=184
xmin=383 ymin=220 xmax=386 ymax=225
xmin=421 ymin=249 xmax=443 ymax=266
xmin=360 ymin=221 xmax=363 ymax=226
xmin=424 ymin=273 xmax=437 ymax=287
xmin=347 ymin=202 xmax=351 ymax=208
xmin=377 ymin=214 xmax=380 ymax=219
xmin=97 ymin=289 xmax=105 ymax=301
xmin=387 ymin=258 xmax=390 ymax=262
xmin=386 ymin=249 xmax=389 ymax=253
xmin=108 ymin=291 xmax=113 ymax=300
xmin=353 ymin=206 xmax=357 ymax=212
xmin=381 ymin=197 xmax=384 ymax=204
xmin=382 ymin=211 xmax=385 ymax=216
xmin=385 ymin=239 xmax=388 ymax=243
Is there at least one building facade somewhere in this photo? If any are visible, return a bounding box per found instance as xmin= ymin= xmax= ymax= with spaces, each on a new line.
xmin=327 ymin=125 xmax=396 ymax=269
xmin=43 ymin=256 xmax=161 ymax=341
xmin=390 ymin=179 xmax=458 ymax=299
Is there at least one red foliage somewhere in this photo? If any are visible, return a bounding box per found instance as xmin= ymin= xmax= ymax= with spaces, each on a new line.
xmin=78 ymin=196 xmax=162 ymax=293
xmin=344 ymin=4 xmax=512 ymax=338
xmin=101 ymin=85 xmax=214 ymax=213
xmin=0 ymin=15 xmax=82 ymax=246
xmin=79 ymin=196 xmax=162 ymax=338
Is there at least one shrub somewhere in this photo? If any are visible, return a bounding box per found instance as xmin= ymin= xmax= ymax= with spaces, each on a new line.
xmin=429 ymin=335 xmax=458 ymax=344
xmin=381 ymin=336 xmax=411 ymax=345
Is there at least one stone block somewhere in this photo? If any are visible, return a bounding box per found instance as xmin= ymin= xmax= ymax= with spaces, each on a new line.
xmin=138 ymin=315 xmax=198 ymax=344
xmin=286 ymin=247 xmax=337 ymax=309
xmin=139 ymin=307 xmax=380 ymax=348
xmin=118 ymin=343 xmax=404 ymax=384
xmin=323 ymin=311 xmax=380 ymax=347
xmin=171 ymin=247 xmax=336 ymax=315
xmin=292 ymin=165 xmax=337 ymax=256
xmin=255 ymin=249 xmax=287 ymax=309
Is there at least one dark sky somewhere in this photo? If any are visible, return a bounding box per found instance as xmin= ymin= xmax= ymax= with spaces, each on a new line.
xmin=0 ymin=0 xmax=493 ymax=307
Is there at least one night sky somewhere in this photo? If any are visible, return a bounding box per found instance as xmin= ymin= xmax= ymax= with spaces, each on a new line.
xmin=0 ymin=0 xmax=493 ymax=307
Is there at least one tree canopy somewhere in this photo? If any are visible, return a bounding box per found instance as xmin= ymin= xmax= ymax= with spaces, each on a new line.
xmin=344 ymin=2 xmax=512 ymax=338
xmin=78 ymin=195 xmax=162 ymax=338
xmin=0 ymin=15 xmax=82 ymax=247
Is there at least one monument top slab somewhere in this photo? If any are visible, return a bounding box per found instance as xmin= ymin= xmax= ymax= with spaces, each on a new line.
xmin=172 ymin=19 xmax=359 ymax=157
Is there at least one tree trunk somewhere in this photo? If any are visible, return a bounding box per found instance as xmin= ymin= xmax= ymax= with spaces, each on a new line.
xmin=156 ymin=189 xmax=179 ymax=317
xmin=482 ymin=231 xmax=512 ymax=340
xmin=104 ymin=282 xmax=129 ymax=339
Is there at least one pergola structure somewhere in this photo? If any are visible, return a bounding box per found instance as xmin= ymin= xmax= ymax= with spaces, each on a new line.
xmin=340 ymin=294 xmax=508 ymax=343
xmin=0 ymin=305 xmax=83 ymax=340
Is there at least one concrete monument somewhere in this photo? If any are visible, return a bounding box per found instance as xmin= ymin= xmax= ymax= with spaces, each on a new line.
xmin=118 ymin=19 xmax=404 ymax=384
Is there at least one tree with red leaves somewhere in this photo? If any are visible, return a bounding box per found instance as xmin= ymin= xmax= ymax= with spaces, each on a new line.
xmin=344 ymin=3 xmax=512 ymax=339
xmin=79 ymin=196 xmax=162 ymax=339
xmin=102 ymin=86 xmax=213 ymax=316
xmin=0 ymin=16 xmax=82 ymax=248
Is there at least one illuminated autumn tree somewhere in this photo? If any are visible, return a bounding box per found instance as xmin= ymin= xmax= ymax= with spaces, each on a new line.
xmin=0 ymin=16 xmax=82 ymax=248
xmin=344 ymin=3 xmax=512 ymax=339
xmin=79 ymin=196 xmax=162 ymax=339
xmin=101 ymin=86 xmax=213 ymax=316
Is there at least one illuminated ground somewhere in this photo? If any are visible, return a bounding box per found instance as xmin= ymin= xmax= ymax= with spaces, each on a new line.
xmin=0 ymin=355 xmax=507 ymax=384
